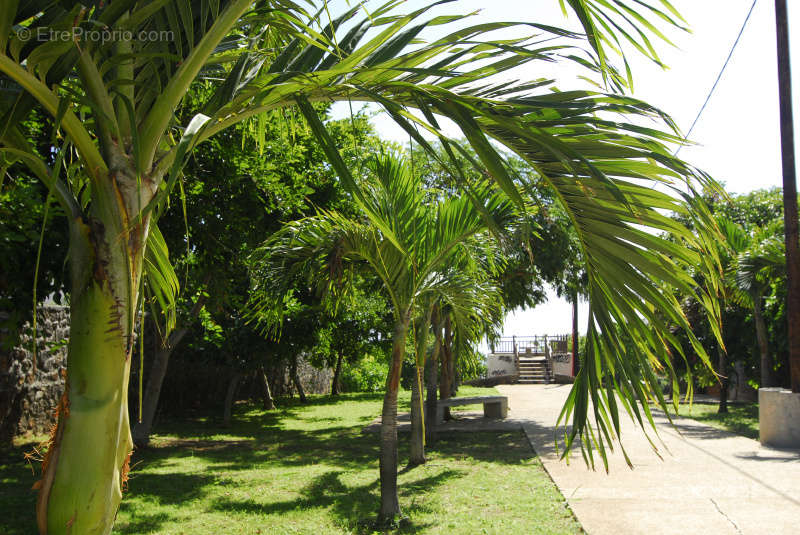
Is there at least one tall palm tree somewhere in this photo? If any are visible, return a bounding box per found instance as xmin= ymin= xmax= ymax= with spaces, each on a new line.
xmin=0 ymin=1 xmax=724 ymax=531
xmin=249 ymin=152 xmax=515 ymax=520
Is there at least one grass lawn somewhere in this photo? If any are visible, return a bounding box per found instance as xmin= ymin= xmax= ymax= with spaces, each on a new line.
xmin=675 ymin=401 xmax=759 ymax=440
xmin=1 ymin=386 xmax=580 ymax=534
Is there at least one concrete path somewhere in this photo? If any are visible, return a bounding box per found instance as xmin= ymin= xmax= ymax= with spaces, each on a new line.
xmin=496 ymin=384 xmax=800 ymax=535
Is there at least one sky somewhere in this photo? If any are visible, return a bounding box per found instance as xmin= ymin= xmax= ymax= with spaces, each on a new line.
xmin=329 ymin=0 xmax=800 ymax=339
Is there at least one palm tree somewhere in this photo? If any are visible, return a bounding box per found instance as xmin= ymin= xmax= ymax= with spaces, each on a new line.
xmin=719 ymin=217 xmax=786 ymax=389
xmin=249 ymin=152 xmax=514 ymax=521
xmin=407 ymin=249 xmax=505 ymax=466
xmin=736 ymin=229 xmax=786 ymax=388
xmin=0 ymin=1 xmax=724 ymax=531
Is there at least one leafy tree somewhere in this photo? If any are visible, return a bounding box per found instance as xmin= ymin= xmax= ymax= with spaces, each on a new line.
xmin=313 ymin=282 xmax=392 ymax=396
xmin=0 ymin=1 xmax=725 ymax=530
xmin=673 ymin=189 xmax=792 ymax=403
xmin=133 ymin=104 xmax=378 ymax=446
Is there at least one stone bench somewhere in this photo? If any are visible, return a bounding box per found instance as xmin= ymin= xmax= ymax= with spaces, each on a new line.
xmin=436 ymin=395 xmax=508 ymax=422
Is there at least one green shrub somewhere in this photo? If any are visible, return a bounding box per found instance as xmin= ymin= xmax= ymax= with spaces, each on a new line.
xmin=340 ymin=354 xmax=388 ymax=392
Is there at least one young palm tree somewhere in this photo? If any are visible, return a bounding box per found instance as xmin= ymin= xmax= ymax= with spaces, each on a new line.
xmin=719 ymin=217 xmax=786 ymax=389
xmin=249 ymin=152 xmax=515 ymax=520
xmin=407 ymin=254 xmax=505 ymax=466
xmin=0 ymin=1 xmax=724 ymax=531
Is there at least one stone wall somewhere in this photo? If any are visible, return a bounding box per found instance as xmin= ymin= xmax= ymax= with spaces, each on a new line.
xmin=0 ymin=305 xmax=69 ymax=443
xmin=293 ymin=355 xmax=334 ymax=395
xmin=1 ymin=305 xmax=335 ymax=442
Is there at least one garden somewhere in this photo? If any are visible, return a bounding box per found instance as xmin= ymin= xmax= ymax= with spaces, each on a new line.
xmin=0 ymin=1 xmax=798 ymax=534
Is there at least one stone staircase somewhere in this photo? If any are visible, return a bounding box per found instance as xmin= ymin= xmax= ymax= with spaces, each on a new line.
xmin=517 ymin=357 xmax=551 ymax=384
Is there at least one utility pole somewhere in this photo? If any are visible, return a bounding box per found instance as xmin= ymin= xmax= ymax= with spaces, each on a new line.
xmin=775 ymin=0 xmax=800 ymax=392
xmin=572 ymin=291 xmax=579 ymax=377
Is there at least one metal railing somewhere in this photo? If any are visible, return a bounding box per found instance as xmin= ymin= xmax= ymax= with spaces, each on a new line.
xmin=489 ymin=335 xmax=570 ymax=356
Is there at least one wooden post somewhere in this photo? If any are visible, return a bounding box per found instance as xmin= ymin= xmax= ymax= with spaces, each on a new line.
xmin=775 ymin=0 xmax=800 ymax=392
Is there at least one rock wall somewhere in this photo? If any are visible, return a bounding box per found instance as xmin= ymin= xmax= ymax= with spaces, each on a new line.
xmin=0 ymin=305 xmax=69 ymax=443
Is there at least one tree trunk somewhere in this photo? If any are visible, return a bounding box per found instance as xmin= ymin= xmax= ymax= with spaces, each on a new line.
xmin=331 ymin=352 xmax=344 ymax=395
xmin=425 ymin=336 xmax=441 ymax=446
xmin=291 ymin=357 xmax=307 ymax=403
xmin=378 ymin=315 xmax=409 ymax=524
xmin=132 ymin=336 xmax=180 ymax=447
xmin=439 ymin=316 xmax=453 ymax=420
xmin=37 ymin=204 xmax=149 ymax=534
xmin=753 ymin=295 xmax=772 ymax=388
xmin=258 ymin=366 xmax=274 ymax=410
xmin=132 ymin=280 xmax=208 ymax=447
xmin=409 ymin=363 xmax=425 ymax=466
xmin=409 ymin=313 xmax=432 ymax=467
xmin=223 ymin=372 xmax=241 ymax=426
xmin=717 ymin=345 xmax=729 ymax=414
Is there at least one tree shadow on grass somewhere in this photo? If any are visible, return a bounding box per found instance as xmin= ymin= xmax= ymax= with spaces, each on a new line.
xmin=134 ymin=424 xmax=382 ymax=475
xmin=209 ymin=469 xmax=460 ymax=534
xmin=112 ymin=512 xmax=173 ymax=535
xmin=0 ymin=441 xmax=42 ymax=535
xmin=123 ymin=472 xmax=218 ymax=505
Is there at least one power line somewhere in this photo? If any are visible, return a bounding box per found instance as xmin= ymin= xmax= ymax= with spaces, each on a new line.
xmin=676 ymin=0 xmax=759 ymax=156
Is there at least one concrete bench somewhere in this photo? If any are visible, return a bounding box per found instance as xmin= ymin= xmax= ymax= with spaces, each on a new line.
xmin=436 ymin=395 xmax=508 ymax=422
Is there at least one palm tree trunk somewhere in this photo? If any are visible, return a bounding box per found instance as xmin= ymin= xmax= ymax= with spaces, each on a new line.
xmin=753 ymin=295 xmax=772 ymax=388
xmin=37 ymin=208 xmax=147 ymax=535
xmin=378 ymin=316 xmax=409 ymax=524
xmin=425 ymin=336 xmax=441 ymax=446
xmin=717 ymin=344 xmax=729 ymax=414
xmin=331 ymin=352 xmax=344 ymax=395
xmin=259 ymin=366 xmax=274 ymax=410
xmin=409 ymin=313 xmax=432 ymax=467
xmin=439 ymin=317 xmax=453 ymax=420
xmin=409 ymin=363 xmax=425 ymax=466
xmin=290 ymin=357 xmax=307 ymax=403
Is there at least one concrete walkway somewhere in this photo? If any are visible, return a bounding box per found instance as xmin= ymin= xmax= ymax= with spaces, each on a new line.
xmin=496 ymin=384 xmax=800 ymax=535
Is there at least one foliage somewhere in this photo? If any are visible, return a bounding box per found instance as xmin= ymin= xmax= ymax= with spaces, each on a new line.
xmin=340 ymin=354 xmax=389 ymax=393
xmin=141 ymin=106 xmax=388 ymax=410
xmin=0 ymin=113 xmax=68 ymax=345
xmin=673 ymin=188 xmax=791 ymax=391
xmin=312 ymin=281 xmax=393 ymax=376
xmin=409 ymin=142 xmax=578 ymax=311
xmin=0 ymin=2 xmax=729 ymax=524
